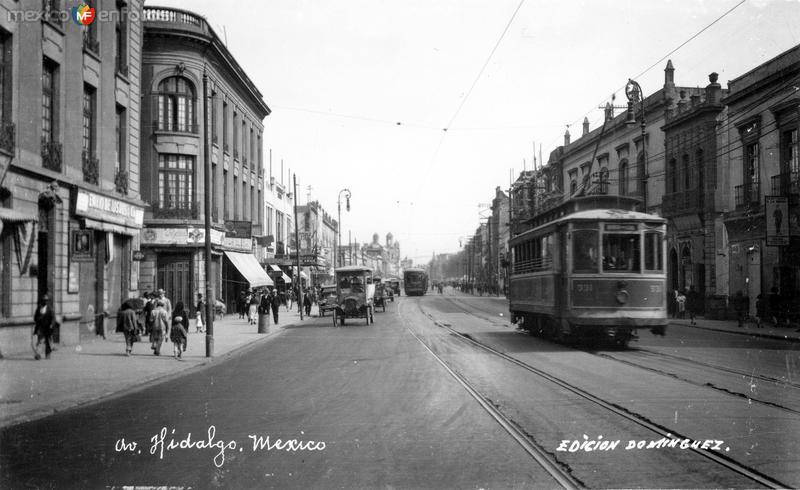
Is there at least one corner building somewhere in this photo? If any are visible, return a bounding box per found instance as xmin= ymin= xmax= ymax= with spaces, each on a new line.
xmin=0 ymin=0 xmax=146 ymax=354
xmin=140 ymin=7 xmax=270 ymax=311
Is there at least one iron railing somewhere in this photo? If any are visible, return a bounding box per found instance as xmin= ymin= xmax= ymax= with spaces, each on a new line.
xmin=735 ymin=182 xmax=760 ymax=209
xmin=82 ymin=150 xmax=99 ymax=185
xmin=115 ymin=169 xmax=129 ymax=195
xmin=152 ymin=200 xmax=199 ymax=219
xmin=41 ymin=138 xmax=62 ymax=172
xmin=0 ymin=122 xmax=14 ymax=154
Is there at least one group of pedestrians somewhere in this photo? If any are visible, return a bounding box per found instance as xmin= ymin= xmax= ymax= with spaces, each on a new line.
xmin=673 ymin=286 xmax=701 ymax=325
xmin=115 ymin=288 xmax=188 ymax=359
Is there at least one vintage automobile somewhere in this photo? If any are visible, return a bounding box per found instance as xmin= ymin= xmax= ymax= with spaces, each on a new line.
xmin=387 ymin=278 xmax=401 ymax=298
xmin=332 ymin=266 xmax=375 ymax=326
xmin=373 ymin=277 xmax=387 ymax=312
xmin=317 ymin=284 xmax=337 ymax=317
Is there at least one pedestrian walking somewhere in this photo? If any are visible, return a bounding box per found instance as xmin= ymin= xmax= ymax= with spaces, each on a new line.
xmin=270 ymin=288 xmax=281 ymax=325
xmin=237 ymin=290 xmax=247 ymax=319
xmin=32 ymin=293 xmax=56 ymax=360
xmin=733 ymin=290 xmax=748 ymax=327
xmin=686 ymin=286 xmax=700 ymax=325
xmin=248 ymin=291 xmax=259 ymax=325
xmin=286 ymin=288 xmax=293 ymax=312
xmin=117 ymin=302 xmax=139 ymax=356
xmin=755 ymin=294 xmax=765 ymax=328
xmin=767 ymin=287 xmax=781 ymax=326
xmin=195 ymin=293 xmax=205 ymax=333
xmin=303 ymin=290 xmax=312 ymax=317
xmin=150 ymin=299 xmax=169 ymax=356
xmin=170 ymin=302 xmax=189 ymax=359
xmin=676 ymin=289 xmax=687 ymax=319
xmin=157 ymin=288 xmax=173 ymax=323
xmin=259 ymin=291 xmax=271 ymax=317
xmin=143 ymin=292 xmax=155 ymax=336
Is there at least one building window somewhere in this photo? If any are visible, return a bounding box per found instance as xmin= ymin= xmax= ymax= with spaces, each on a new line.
xmin=42 ymin=60 xmax=56 ymax=146
xmin=158 ymin=154 xmax=194 ymax=210
xmin=242 ymin=120 xmax=246 ymax=162
xmin=746 ymin=142 xmax=759 ymax=186
xmin=223 ymin=169 xmax=229 ymax=219
xmin=568 ymin=169 xmax=578 ymax=195
xmin=781 ymin=128 xmax=798 ymax=186
xmin=276 ymin=211 xmax=284 ymax=244
xmin=83 ymin=85 xmax=95 ymax=155
xmin=682 ymin=154 xmax=690 ymax=190
xmin=115 ymin=106 xmax=126 ymax=171
xmin=83 ymin=21 xmax=99 ymax=55
xmin=250 ymin=127 xmax=254 ymax=163
xmin=157 ymin=76 xmax=195 ymax=133
xmin=115 ymin=2 xmax=128 ymax=76
xmin=242 ymin=180 xmax=247 ymax=219
xmin=250 ymin=186 xmax=255 ymax=225
xmin=668 ymin=158 xmax=677 ymax=193
xmin=619 ymin=159 xmax=629 ymax=195
xmin=222 ymin=100 xmax=229 ymax=152
xmin=257 ymin=133 xmax=262 ymax=172
xmin=0 ymin=31 xmax=12 ymax=153
xmin=257 ymin=189 xmax=262 ymax=228
xmin=211 ymin=95 xmax=218 ymax=144
xmin=233 ymin=174 xmax=238 ymax=219
xmin=233 ymin=110 xmax=238 ymax=159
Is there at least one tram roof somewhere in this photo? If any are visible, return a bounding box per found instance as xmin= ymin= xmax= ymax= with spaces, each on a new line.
xmin=335 ymin=265 xmax=374 ymax=273
xmin=511 ymin=208 xmax=665 ymax=242
xmin=404 ymin=268 xmax=427 ymax=273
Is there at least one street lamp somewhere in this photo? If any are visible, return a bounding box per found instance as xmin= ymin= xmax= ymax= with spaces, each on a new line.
xmin=625 ymin=78 xmax=648 ymax=212
xmin=336 ymin=188 xmax=351 ymax=268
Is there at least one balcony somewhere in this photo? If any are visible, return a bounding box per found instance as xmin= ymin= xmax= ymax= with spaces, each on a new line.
xmin=0 ymin=122 xmax=15 ymax=154
xmin=115 ymin=168 xmax=129 ymax=195
xmin=771 ymin=172 xmax=800 ymax=197
xmin=41 ymin=138 xmax=62 ymax=172
xmin=589 ymin=171 xmax=610 ymax=195
xmin=154 ymin=119 xmax=199 ymax=134
xmin=152 ymin=201 xmax=199 ymax=220
xmin=735 ymin=182 xmax=760 ymax=210
xmin=144 ymin=7 xmax=210 ymax=39
xmin=82 ymin=150 xmax=99 ymax=185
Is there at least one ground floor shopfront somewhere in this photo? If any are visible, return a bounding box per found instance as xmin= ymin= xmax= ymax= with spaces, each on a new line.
xmin=0 ymin=178 xmax=145 ymax=356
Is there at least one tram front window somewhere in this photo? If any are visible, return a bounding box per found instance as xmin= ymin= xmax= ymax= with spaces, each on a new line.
xmin=573 ymin=230 xmax=598 ymax=272
xmin=602 ymin=234 xmax=641 ymax=272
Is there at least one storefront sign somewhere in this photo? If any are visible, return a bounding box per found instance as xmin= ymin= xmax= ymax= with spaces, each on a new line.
xmin=132 ymin=250 xmax=145 ymax=261
xmin=223 ymin=236 xmax=252 ymax=251
xmin=141 ymin=227 xmax=224 ymax=246
xmin=74 ymin=189 xmax=144 ymax=227
xmin=225 ymin=220 xmax=252 ymax=239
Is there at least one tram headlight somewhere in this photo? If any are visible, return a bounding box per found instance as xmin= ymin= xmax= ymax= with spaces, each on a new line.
xmin=615 ymin=290 xmax=629 ymax=304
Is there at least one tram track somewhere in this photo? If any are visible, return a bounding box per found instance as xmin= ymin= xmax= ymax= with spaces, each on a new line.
xmin=440 ymin=295 xmax=800 ymax=414
xmin=409 ymin=296 xmax=790 ymax=489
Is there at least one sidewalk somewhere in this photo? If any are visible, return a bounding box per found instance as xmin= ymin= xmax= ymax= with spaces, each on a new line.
xmin=668 ymin=316 xmax=800 ymax=342
xmin=0 ymin=306 xmax=310 ymax=429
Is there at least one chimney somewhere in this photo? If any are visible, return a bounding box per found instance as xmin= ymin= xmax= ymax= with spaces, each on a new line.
xmin=582 ymin=117 xmax=589 ymax=136
xmin=564 ymin=128 xmax=571 ymax=146
xmin=706 ymin=72 xmax=722 ymax=105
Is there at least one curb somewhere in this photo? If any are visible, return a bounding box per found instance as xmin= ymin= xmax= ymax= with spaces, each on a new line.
xmin=0 ymin=319 xmax=296 ymax=430
xmin=671 ymin=321 xmax=800 ymax=343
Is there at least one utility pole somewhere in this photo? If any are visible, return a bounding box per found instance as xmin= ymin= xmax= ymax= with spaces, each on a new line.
xmin=293 ymin=173 xmax=303 ymax=320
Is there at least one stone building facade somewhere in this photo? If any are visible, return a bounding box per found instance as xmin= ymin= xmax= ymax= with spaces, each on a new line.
xmin=0 ymin=0 xmax=146 ymax=354
xmin=139 ymin=6 xmax=270 ymax=313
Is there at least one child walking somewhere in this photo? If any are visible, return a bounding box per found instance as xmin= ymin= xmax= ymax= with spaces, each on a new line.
xmin=170 ymin=302 xmax=189 ymax=359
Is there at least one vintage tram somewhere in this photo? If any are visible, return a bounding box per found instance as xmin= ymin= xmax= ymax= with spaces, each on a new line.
xmin=508 ymin=196 xmax=667 ymax=346
xmin=403 ymin=268 xmax=428 ymax=296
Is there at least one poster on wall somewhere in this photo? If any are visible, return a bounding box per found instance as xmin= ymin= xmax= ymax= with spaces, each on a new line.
xmin=72 ymin=229 xmax=95 ymax=262
xmin=765 ymin=196 xmax=789 ymax=246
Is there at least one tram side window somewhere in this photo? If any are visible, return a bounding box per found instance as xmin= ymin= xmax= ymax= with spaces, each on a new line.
xmin=602 ymin=234 xmax=641 ymax=272
xmin=572 ymin=230 xmax=598 ymax=272
xmin=644 ymin=231 xmax=664 ymax=271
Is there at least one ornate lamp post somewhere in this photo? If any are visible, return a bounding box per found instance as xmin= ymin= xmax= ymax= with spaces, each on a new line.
xmin=335 ymin=189 xmax=351 ymax=268
xmin=625 ymin=78 xmax=648 ymax=212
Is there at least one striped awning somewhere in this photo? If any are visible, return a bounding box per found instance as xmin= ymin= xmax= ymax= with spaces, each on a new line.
xmin=224 ymin=251 xmax=274 ymax=287
xmin=282 ymin=273 xmax=292 ymax=283
xmin=269 ymin=264 xmax=282 ymax=272
xmin=0 ymin=208 xmax=38 ymax=223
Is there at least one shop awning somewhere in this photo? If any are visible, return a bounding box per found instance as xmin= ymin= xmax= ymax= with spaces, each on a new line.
xmin=299 ymin=271 xmax=308 ymax=279
xmin=224 ymin=251 xmax=274 ymax=287
xmin=83 ymin=217 xmax=139 ymax=236
xmin=269 ymin=264 xmax=282 ymax=272
xmin=282 ymin=273 xmax=292 ymax=283
xmin=0 ymin=208 xmax=38 ymax=223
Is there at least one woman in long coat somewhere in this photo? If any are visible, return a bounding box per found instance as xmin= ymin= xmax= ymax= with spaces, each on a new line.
xmin=117 ymin=303 xmax=139 ymax=356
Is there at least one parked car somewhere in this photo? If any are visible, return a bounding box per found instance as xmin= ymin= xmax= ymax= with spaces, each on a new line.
xmin=317 ymin=285 xmax=337 ymax=317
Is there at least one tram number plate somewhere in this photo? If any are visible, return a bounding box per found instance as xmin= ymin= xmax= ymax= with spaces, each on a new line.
xmin=575 ymin=282 xmax=593 ymax=293
xmin=649 ymin=285 xmax=662 ymax=293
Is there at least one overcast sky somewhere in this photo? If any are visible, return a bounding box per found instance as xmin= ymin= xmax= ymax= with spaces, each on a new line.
xmin=151 ymin=0 xmax=800 ymax=264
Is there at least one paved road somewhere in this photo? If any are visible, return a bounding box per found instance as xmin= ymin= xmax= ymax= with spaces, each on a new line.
xmin=3 ymin=293 xmax=799 ymax=488
xmin=0 ymin=298 xmax=558 ymax=489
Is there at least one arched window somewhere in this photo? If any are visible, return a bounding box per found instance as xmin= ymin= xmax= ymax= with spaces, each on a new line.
xmin=619 ymin=159 xmax=629 ymax=195
xmin=669 ymin=158 xmax=677 ymax=193
xmin=696 ymin=149 xmax=704 ymax=207
xmin=599 ymin=167 xmax=609 ymax=194
xmin=157 ymin=76 xmax=195 ymax=133
xmin=682 ymin=154 xmax=690 ymax=190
